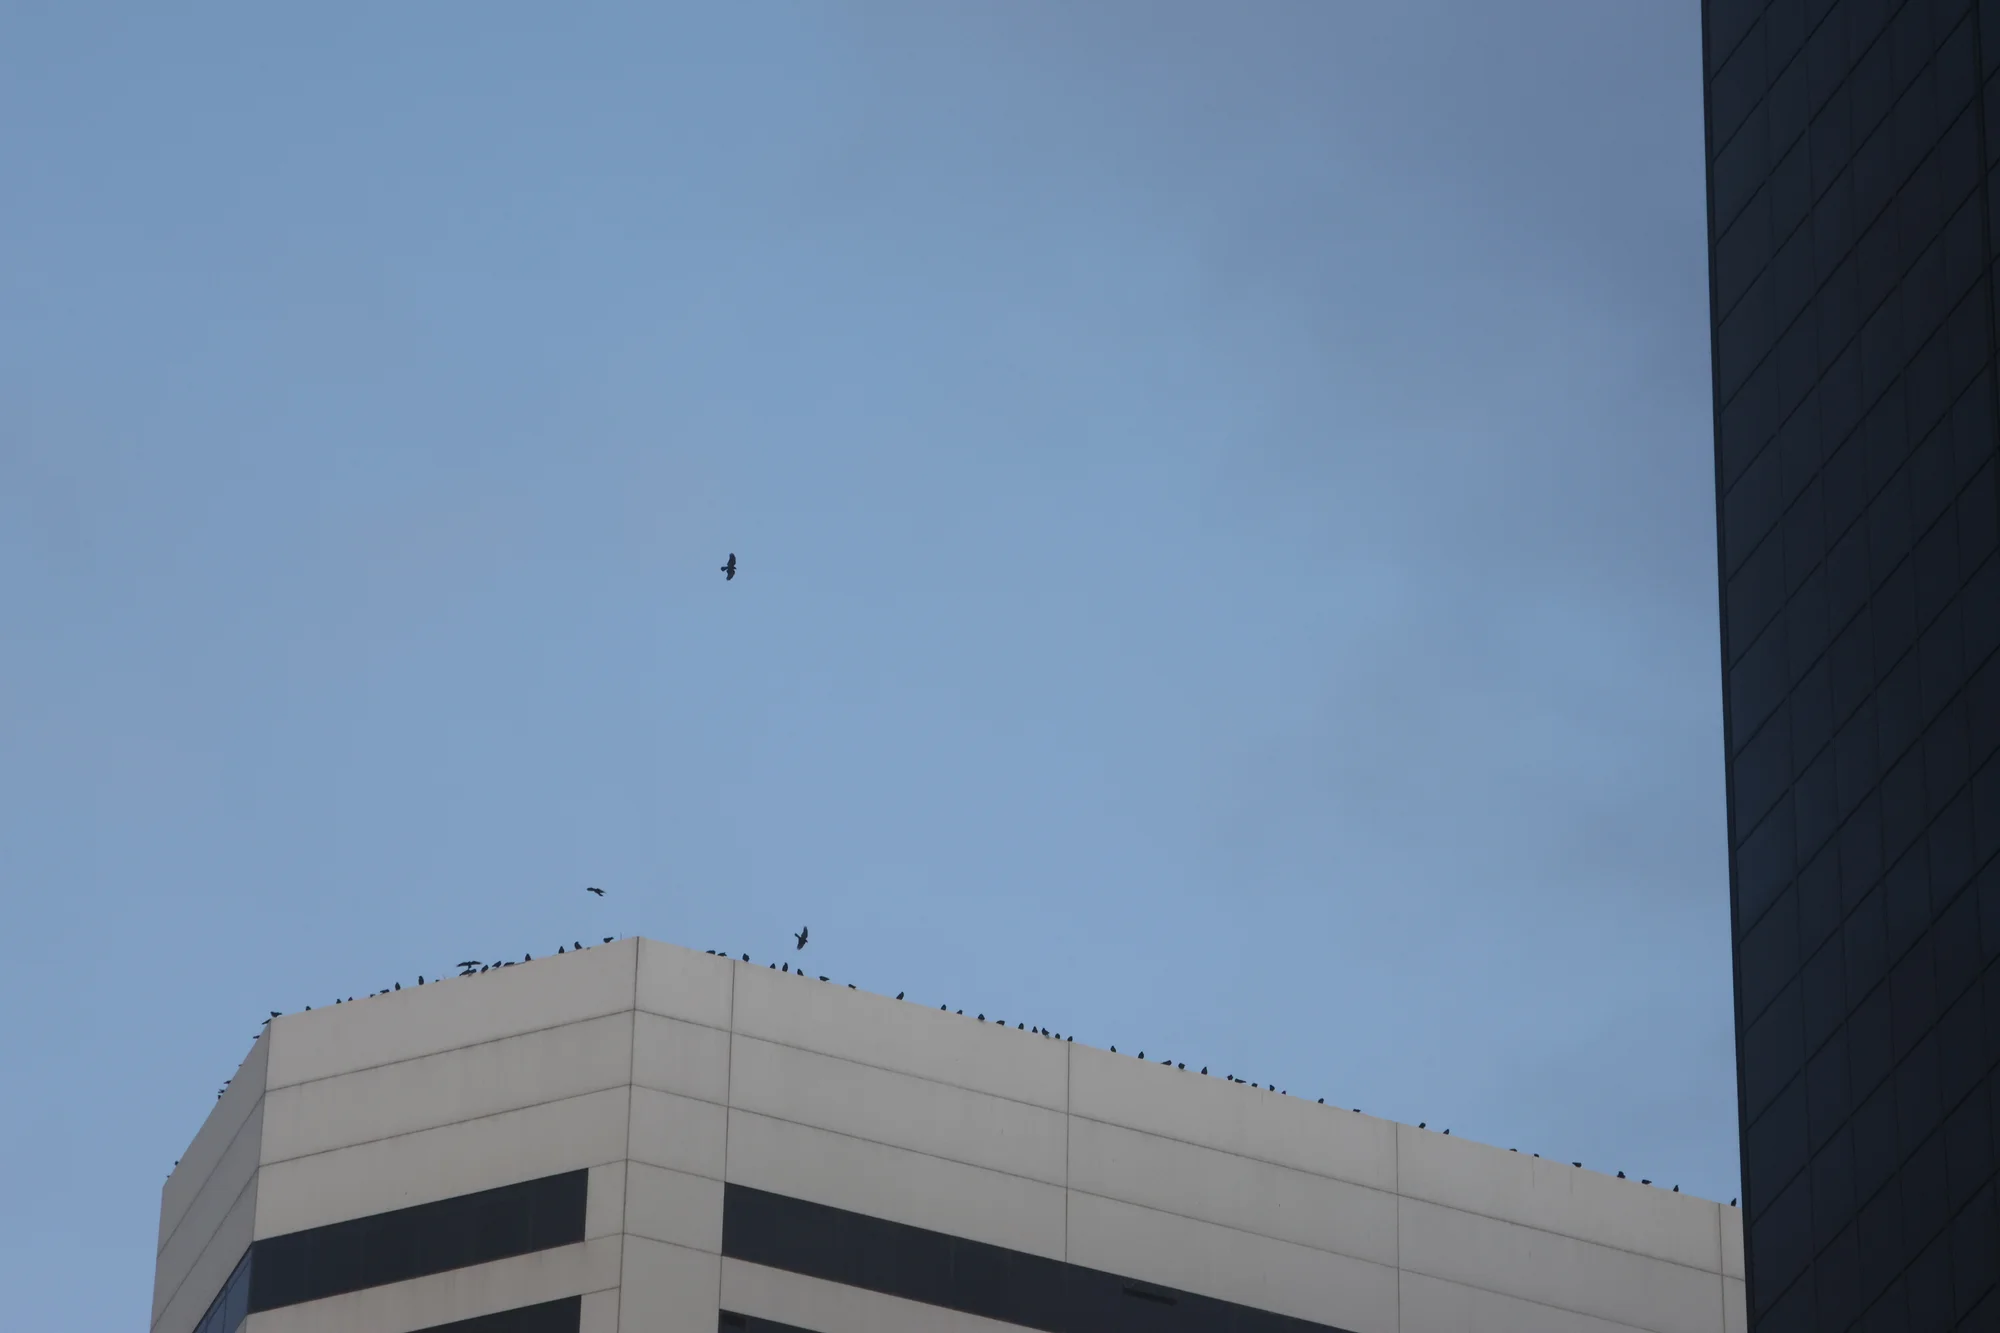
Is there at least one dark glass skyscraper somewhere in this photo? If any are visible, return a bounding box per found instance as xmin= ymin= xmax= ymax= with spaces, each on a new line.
xmin=1701 ymin=1 xmax=2000 ymax=1328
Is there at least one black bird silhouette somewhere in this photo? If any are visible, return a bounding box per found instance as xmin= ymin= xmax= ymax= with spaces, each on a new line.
xmin=574 ymin=942 xmax=583 ymax=950
xmin=896 ymin=992 xmax=904 ymax=1000
xmin=794 ymin=926 xmax=808 ymax=950
xmin=586 ymin=886 xmax=605 ymax=897
xmin=603 ymin=937 xmax=613 ymax=943
xmin=722 ymin=553 xmax=737 ymax=581
xmin=458 ymin=961 xmax=481 ymax=970
xmin=269 ymin=1011 xmax=280 ymax=1018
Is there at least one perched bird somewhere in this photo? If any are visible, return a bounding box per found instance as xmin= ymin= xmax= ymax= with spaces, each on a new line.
xmin=1730 ymin=1198 xmax=1736 ymax=1206
xmin=603 ymin=937 xmax=613 ymax=943
xmin=794 ymin=926 xmax=808 ymax=950
xmin=1617 ymin=1171 xmax=1625 ymax=1179
xmin=1443 ymin=1130 xmax=1450 ymax=1136
xmin=458 ymin=961 xmax=482 ymax=971
xmin=1200 ymin=1067 xmax=1207 ymax=1075
xmin=1642 ymin=1179 xmax=1651 ymax=1185
xmin=1573 ymin=1162 xmax=1582 ymax=1168
xmin=1419 ymin=1122 xmax=1426 ymax=1129
xmin=1673 ymin=1186 xmax=1681 ymax=1193
xmin=817 ymin=976 xmax=827 ymax=982
xmin=783 ymin=963 xmax=790 ymax=973
xmin=742 ymin=953 xmax=750 ymax=961
xmin=896 ymin=992 xmax=904 ymax=1000
xmin=1318 ymin=1098 xmax=1324 ymax=1104
xmin=721 ymin=553 xmax=737 ymax=580
xmin=417 ymin=976 xmax=424 ymax=985
xmin=586 ymin=886 xmax=605 ymax=897
xmin=574 ymin=942 xmax=583 ymax=950
xmin=269 ymin=1011 xmax=279 ymax=1019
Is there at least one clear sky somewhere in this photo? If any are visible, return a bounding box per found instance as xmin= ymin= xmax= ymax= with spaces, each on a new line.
xmin=0 ymin=5 xmax=1728 ymax=1328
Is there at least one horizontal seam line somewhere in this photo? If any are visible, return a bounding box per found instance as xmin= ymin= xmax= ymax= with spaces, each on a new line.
xmin=257 ymin=1085 xmax=630 ymax=1174
xmin=264 ymin=1005 xmax=636 ymax=1091
xmin=156 ymin=1091 xmax=265 ymax=1260
xmin=1395 ymin=1193 xmax=1734 ymax=1281
xmin=159 ymin=1077 xmax=266 ymax=1251
xmin=729 ymin=1028 xmax=1068 ymax=1117
xmin=152 ymin=1170 xmax=256 ymax=1331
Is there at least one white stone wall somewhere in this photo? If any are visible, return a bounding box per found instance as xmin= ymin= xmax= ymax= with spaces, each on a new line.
xmin=155 ymin=937 xmax=1747 ymax=1333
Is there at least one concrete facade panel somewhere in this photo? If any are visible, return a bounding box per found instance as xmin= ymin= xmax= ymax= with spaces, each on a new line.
xmin=1397 ymin=1269 xmax=1655 ymax=1333
xmin=635 ymin=940 xmax=733 ymax=1031
xmin=631 ymin=1011 xmax=731 ymax=1106
xmin=1396 ymin=1127 xmax=1721 ymax=1273
xmin=729 ymin=966 xmax=1068 ymax=1110
xmin=1067 ymin=1044 xmax=1399 ymax=1194
xmin=719 ymin=1258 xmax=1028 ymax=1333
xmin=728 ymin=1033 xmax=1067 ymax=1185
xmin=1067 ymin=1115 xmax=1397 ymax=1269
xmin=265 ymin=941 xmax=638 ymax=1090
xmin=1721 ymin=1277 xmax=1745 ymax=1333
xmin=1397 ymin=1197 xmax=1723 ymax=1333
xmin=1064 ymin=1188 xmax=1400 ymax=1333
xmin=723 ymin=1107 xmax=1067 ymax=1260
xmin=580 ymin=1287 xmax=620 ymax=1333
xmin=624 ymin=1161 xmax=725 ymax=1254
xmin=586 ymin=1162 xmax=627 ymax=1241
xmin=241 ymin=1237 xmax=619 ymax=1333
xmin=262 ymin=1011 xmax=633 ymax=1164
xmin=155 ymin=1101 xmax=263 ymax=1322
xmin=160 ymin=1033 xmax=267 ymax=1249
xmin=253 ymin=1086 xmax=629 ymax=1238
xmin=1717 ymin=1205 xmax=1741 ymax=1280
xmin=617 ymin=1235 xmax=720 ymax=1333
xmin=153 ymin=1172 xmax=254 ymax=1333
xmin=629 ymin=1085 xmax=728 ymax=1180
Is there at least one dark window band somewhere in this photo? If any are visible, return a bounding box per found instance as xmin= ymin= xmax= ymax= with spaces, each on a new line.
xmin=248 ymin=1170 xmax=589 ymax=1312
xmin=720 ymin=1183 xmax=1359 ymax=1333
xmin=719 ymin=1313 xmax=818 ymax=1333
xmin=418 ymin=1296 xmax=582 ymax=1332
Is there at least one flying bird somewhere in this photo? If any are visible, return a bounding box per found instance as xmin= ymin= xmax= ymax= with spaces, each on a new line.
xmin=721 ymin=553 xmax=737 ymax=581
xmin=794 ymin=926 xmax=808 ymax=950
xmin=586 ymin=886 xmax=605 ymax=897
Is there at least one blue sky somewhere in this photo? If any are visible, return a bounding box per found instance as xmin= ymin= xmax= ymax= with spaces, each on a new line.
xmin=0 ymin=5 xmax=1728 ymax=1327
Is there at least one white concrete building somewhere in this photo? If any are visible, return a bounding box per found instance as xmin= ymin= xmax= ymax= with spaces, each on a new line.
xmin=154 ymin=937 xmax=1746 ymax=1333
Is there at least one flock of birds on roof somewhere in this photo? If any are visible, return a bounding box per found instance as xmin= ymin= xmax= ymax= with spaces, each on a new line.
xmin=195 ymin=876 xmax=1734 ymax=1207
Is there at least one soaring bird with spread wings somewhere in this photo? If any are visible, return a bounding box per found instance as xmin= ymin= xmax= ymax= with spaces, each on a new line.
xmin=721 ymin=553 xmax=737 ymax=581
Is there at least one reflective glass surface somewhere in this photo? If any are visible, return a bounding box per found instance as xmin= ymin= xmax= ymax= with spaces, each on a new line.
xmin=1704 ymin=1 xmax=2000 ymax=1328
